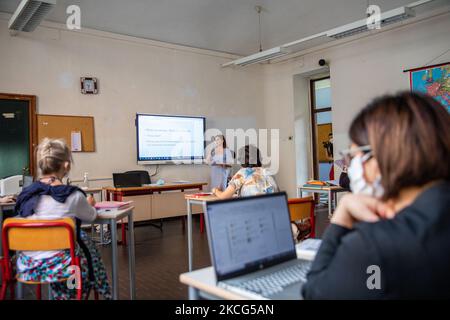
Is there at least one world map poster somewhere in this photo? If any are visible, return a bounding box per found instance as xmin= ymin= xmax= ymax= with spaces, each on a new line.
xmin=410 ymin=62 xmax=450 ymax=112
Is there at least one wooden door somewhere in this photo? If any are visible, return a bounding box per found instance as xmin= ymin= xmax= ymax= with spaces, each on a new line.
xmin=0 ymin=93 xmax=37 ymax=177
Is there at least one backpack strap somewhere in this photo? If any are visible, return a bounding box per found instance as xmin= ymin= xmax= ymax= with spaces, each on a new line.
xmin=75 ymin=218 xmax=95 ymax=283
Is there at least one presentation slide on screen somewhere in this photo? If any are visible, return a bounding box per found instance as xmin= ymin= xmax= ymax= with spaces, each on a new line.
xmin=137 ymin=115 xmax=205 ymax=161
xmin=208 ymin=197 xmax=294 ymax=276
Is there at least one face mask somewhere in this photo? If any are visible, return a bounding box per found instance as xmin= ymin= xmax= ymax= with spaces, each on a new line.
xmin=348 ymin=154 xmax=384 ymax=198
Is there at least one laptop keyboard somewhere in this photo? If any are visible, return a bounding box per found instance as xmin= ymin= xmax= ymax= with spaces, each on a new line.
xmin=233 ymin=262 xmax=310 ymax=297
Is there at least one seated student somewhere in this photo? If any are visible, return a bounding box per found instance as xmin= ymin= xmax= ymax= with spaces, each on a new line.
xmin=212 ymin=144 xmax=277 ymax=199
xmin=14 ymin=138 xmax=111 ymax=300
xmin=302 ymin=92 xmax=450 ymax=299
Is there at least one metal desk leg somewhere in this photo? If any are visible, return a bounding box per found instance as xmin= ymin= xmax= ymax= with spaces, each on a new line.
xmin=91 ymin=224 xmax=95 ymax=237
xmin=48 ymin=284 xmax=52 ymax=300
xmin=332 ymin=192 xmax=335 ymax=210
xmin=127 ymin=211 xmax=136 ymax=300
xmin=110 ymin=219 xmax=119 ymax=300
xmin=328 ymin=190 xmax=332 ymax=218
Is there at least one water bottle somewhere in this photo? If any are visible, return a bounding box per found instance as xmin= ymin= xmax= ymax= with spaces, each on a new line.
xmin=83 ymin=172 xmax=90 ymax=189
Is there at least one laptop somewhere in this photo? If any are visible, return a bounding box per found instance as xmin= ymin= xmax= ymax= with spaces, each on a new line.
xmin=112 ymin=173 xmax=142 ymax=188
xmin=203 ymin=192 xmax=312 ymax=300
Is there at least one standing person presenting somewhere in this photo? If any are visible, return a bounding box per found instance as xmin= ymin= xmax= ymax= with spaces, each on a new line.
xmin=205 ymin=135 xmax=234 ymax=191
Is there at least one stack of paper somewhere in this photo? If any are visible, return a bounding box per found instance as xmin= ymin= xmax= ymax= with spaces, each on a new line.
xmin=94 ymin=201 xmax=132 ymax=213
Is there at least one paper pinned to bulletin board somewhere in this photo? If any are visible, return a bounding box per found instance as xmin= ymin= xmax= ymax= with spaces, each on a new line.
xmin=408 ymin=62 xmax=450 ymax=112
xmin=71 ymin=131 xmax=82 ymax=151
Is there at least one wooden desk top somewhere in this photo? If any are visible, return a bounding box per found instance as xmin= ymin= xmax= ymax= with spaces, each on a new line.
xmin=185 ymin=194 xmax=219 ymax=202
xmin=0 ymin=201 xmax=16 ymax=208
xmin=81 ymin=187 xmax=104 ymax=193
xmin=105 ymin=182 xmax=207 ymax=193
xmin=179 ymin=267 xmax=246 ymax=300
xmin=180 ymin=247 xmax=315 ymax=300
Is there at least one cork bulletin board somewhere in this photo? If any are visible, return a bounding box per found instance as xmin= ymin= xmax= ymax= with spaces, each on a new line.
xmin=37 ymin=114 xmax=95 ymax=152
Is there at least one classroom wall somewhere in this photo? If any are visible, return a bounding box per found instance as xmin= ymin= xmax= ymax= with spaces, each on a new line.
xmin=0 ymin=15 xmax=264 ymax=188
xmin=261 ymin=9 xmax=450 ymax=197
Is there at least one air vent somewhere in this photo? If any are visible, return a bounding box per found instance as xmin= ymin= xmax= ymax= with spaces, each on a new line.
xmin=8 ymin=0 xmax=56 ymax=32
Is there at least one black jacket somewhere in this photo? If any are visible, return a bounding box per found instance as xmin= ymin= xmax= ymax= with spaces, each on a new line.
xmin=302 ymin=181 xmax=450 ymax=299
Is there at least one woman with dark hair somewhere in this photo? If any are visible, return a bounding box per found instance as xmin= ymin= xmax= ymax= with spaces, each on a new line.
xmin=212 ymin=144 xmax=277 ymax=199
xmin=206 ymin=135 xmax=234 ymax=191
xmin=302 ymin=92 xmax=450 ymax=299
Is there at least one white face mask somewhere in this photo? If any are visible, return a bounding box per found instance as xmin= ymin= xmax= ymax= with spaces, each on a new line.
xmin=348 ymin=153 xmax=384 ymax=198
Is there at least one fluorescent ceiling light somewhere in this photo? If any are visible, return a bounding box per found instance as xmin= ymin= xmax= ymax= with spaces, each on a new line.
xmin=326 ymin=6 xmax=415 ymax=39
xmin=8 ymin=0 xmax=56 ymax=33
xmin=222 ymin=47 xmax=290 ymax=67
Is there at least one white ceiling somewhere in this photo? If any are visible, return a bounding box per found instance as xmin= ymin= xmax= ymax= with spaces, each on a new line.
xmin=0 ymin=0 xmax=447 ymax=55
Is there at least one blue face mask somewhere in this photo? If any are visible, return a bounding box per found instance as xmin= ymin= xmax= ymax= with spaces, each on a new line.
xmin=348 ymin=153 xmax=384 ymax=198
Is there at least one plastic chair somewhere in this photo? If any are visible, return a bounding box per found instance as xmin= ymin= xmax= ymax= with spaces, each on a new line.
xmin=1 ymin=218 xmax=83 ymax=300
xmin=288 ymin=197 xmax=315 ymax=238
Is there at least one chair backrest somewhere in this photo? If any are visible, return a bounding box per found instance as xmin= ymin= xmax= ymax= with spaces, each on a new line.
xmin=124 ymin=170 xmax=151 ymax=185
xmin=2 ymin=217 xmax=76 ymax=252
xmin=288 ymin=197 xmax=315 ymax=221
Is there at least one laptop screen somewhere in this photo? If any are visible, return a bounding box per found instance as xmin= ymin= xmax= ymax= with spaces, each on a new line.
xmin=205 ymin=192 xmax=297 ymax=281
xmin=113 ymin=173 xmax=142 ymax=188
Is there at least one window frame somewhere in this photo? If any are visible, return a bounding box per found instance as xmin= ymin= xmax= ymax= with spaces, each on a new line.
xmin=309 ymin=76 xmax=332 ymax=180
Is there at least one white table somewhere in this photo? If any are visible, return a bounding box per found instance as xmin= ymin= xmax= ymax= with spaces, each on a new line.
xmin=185 ymin=195 xmax=219 ymax=299
xmin=180 ymin=245 xmax=316 ymax=300
xmin=297 ymin=185 xmax=348 ymax=218
xmin=0 ymin=202 xmax=15 ymax=257
xmin=95 ymin=206 xmax=136 ymax=300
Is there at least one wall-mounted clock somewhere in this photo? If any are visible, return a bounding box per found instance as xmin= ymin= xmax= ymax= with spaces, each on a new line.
xmin=81 ymin=77 xmax=98 ymax=94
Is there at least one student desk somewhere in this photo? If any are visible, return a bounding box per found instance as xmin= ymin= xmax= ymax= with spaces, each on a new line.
xmin=179 ymin=246 xmax=315 ymax=300
xmin=84 ymin=187 xmax=112 ymax=245
xmin=95 ymin=206 xmax=136 ymax=300
xmin=297 ymin=185 xmax=348 ymax=218
xmin=185 ymin=194 xmax=219 ymax=299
